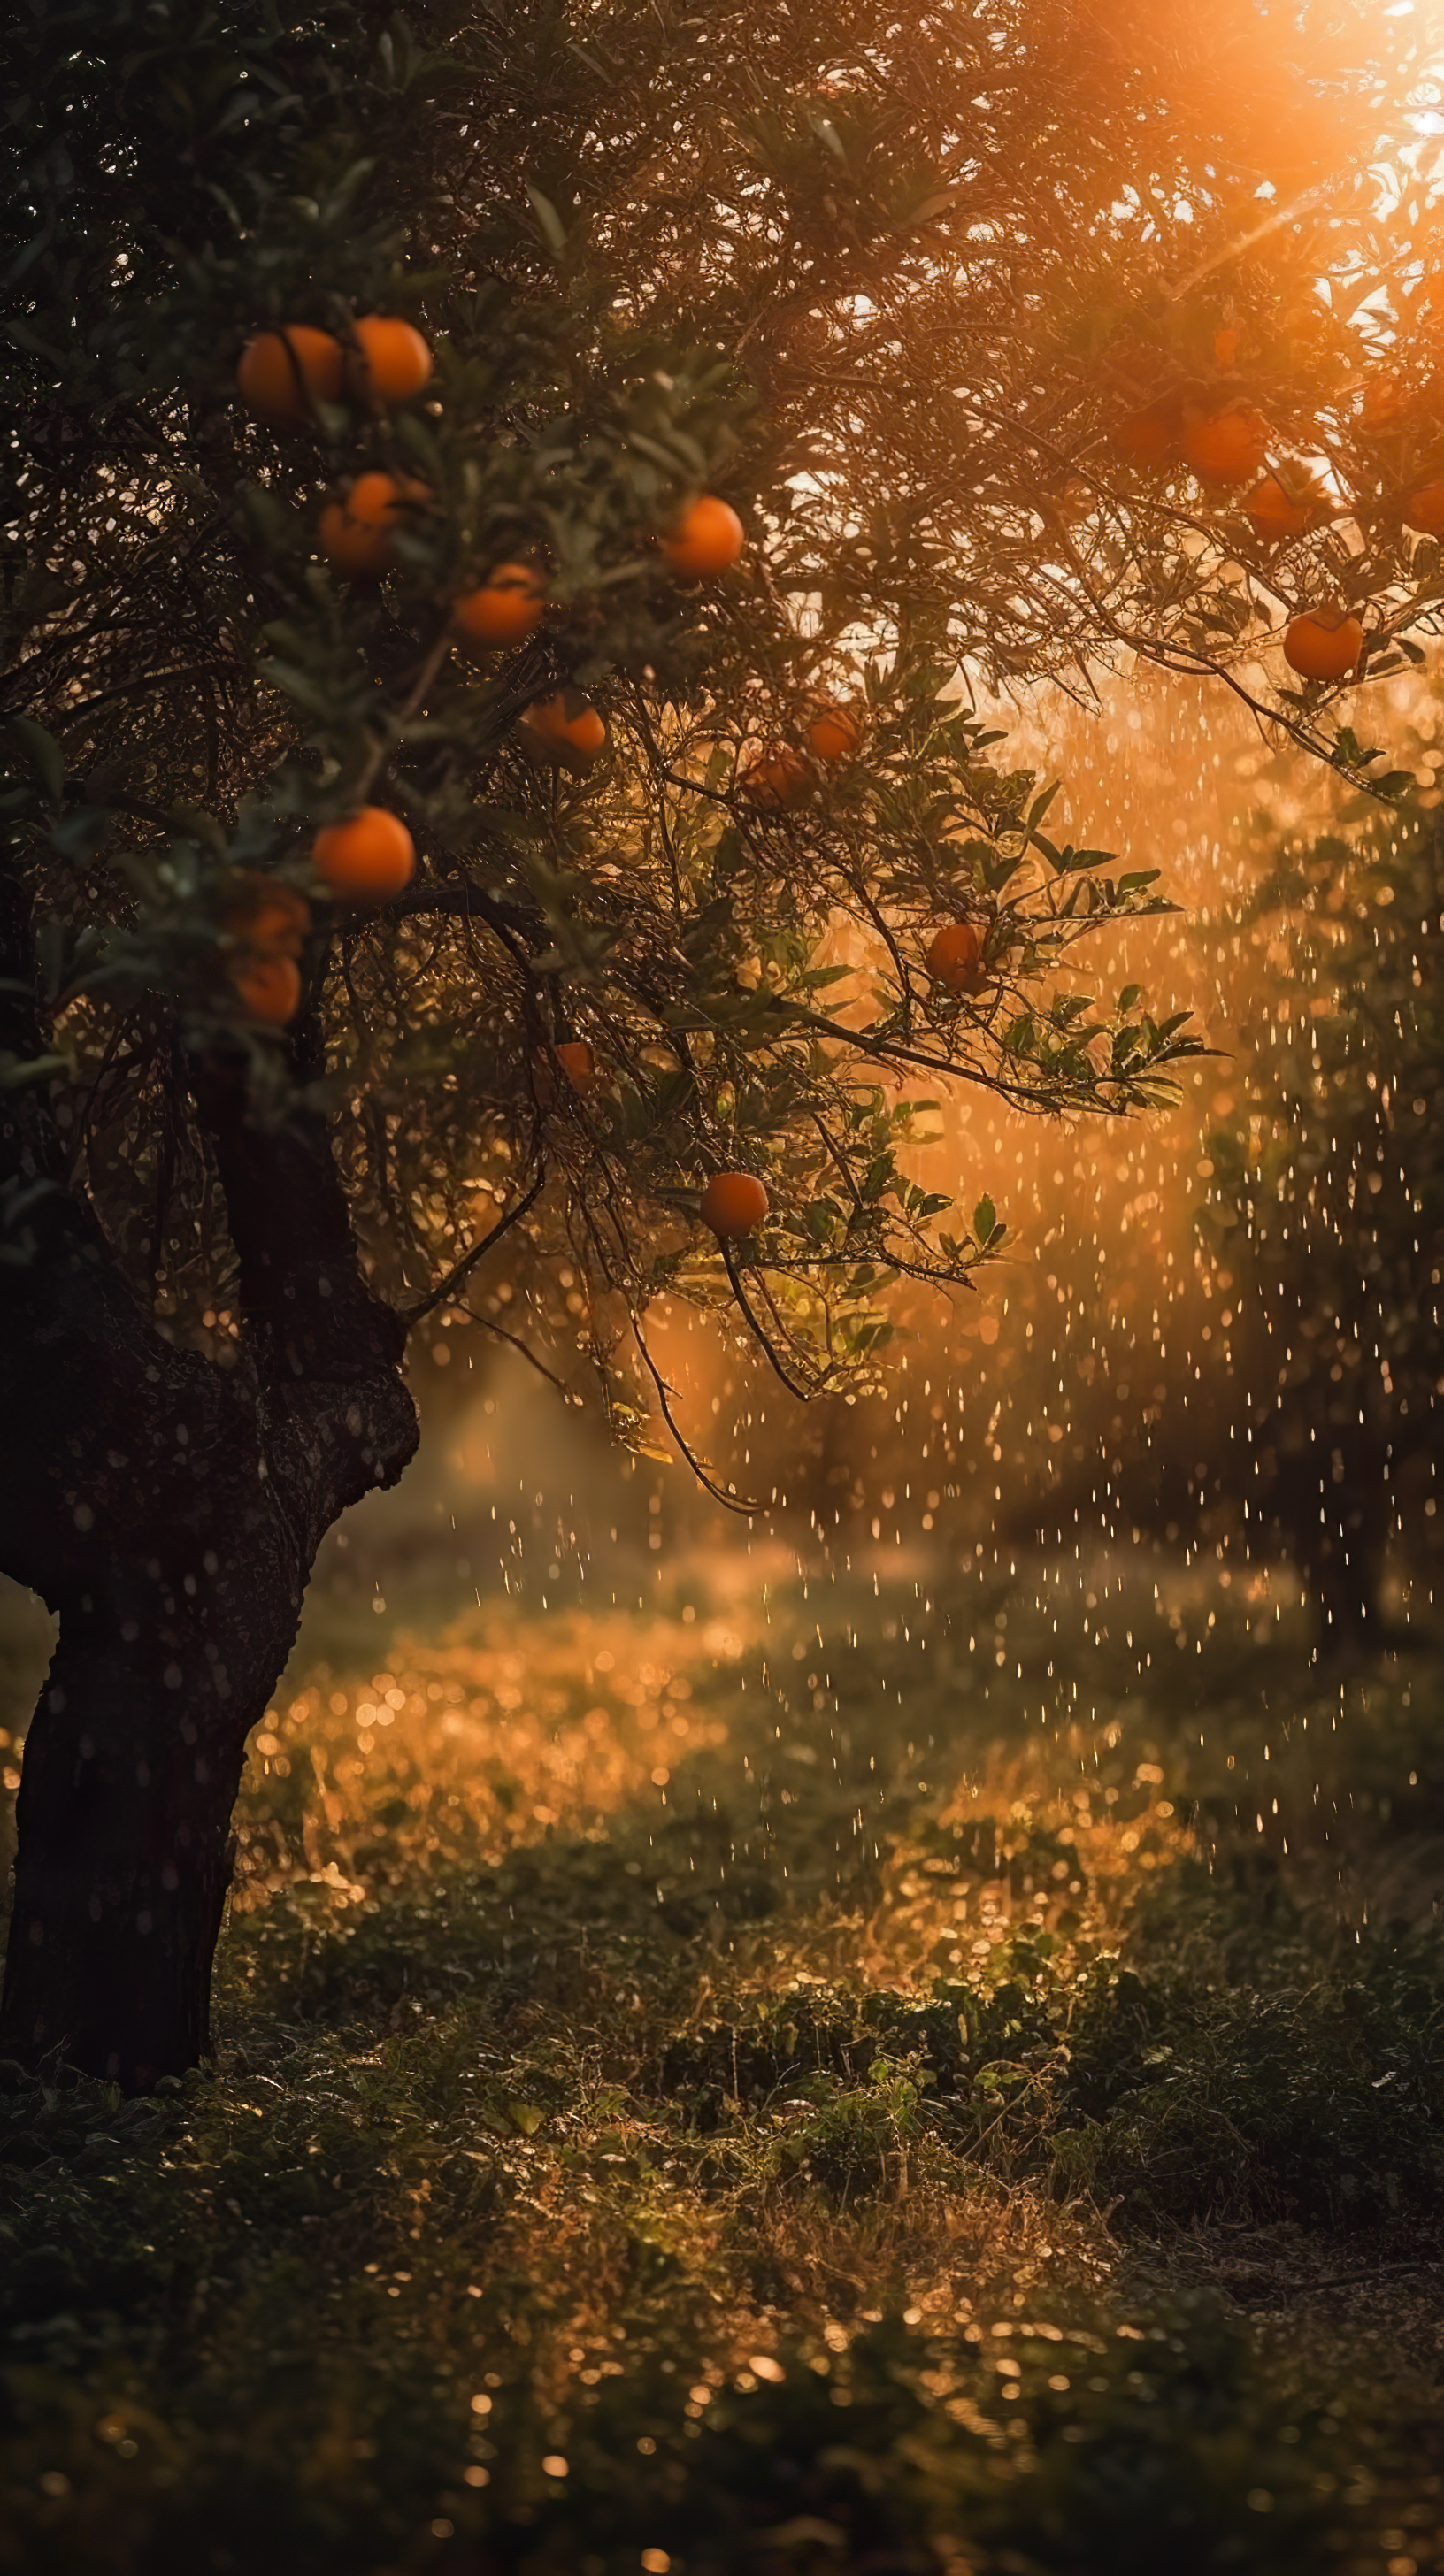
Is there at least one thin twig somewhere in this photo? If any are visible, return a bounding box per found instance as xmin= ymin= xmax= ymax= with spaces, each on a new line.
xmin=451 ymin=1300 xmax=569 ymax=1392
xmin=56 ymin=662 xmax=240 ymax=733
xmin=632 ymin=1314 xmax=758 ymax=1514
xmin=720 ymin=1240 xmax=816 ymax=1401
xmin=401 ymin=1169 xmax=546 ymax=1326
xmin=354 ymin=625 xmax=457 ymax=804
xmin=1164 ymin=181 xmax=1335 ymax=305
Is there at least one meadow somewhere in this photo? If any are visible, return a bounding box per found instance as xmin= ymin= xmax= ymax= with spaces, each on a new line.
xmin=4 ymin=1535 xmax=1444 ymax=2575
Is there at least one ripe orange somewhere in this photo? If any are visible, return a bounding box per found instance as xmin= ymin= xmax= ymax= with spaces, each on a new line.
xmin=1405 ymin=479 xmax=1444 ymax=537
xmin=660 ymin=495 xmax=745 ymax=579
xmin=319 ymin=472 xmax=429 ymax=579
xmin=1282 ymin=609 xmax=1363 ymax=683
xmin=925 ymin=921 xmax=987 ymax=993
xmin=1110 ymin=397 xmax=1178 ymax=472
xmin=551 ymin=1040 xmax=597 ymax=1096
xmin=740 ymin=746 xmax=810 ymax=811
xmin=346 ymin=315 xmax=434 ymax=405
xmin=236 ymin=326 xmax=343 ymax=426
xmin=518 ymin=691 xmax=608 ymax=770
xmin=234 ymin=953 xmax=302 ymax=1024
xmin=225 ymin=879 xmax=310 ymax=959
xmin=805 ymin=703 xmax=863 ymax=764
xmin=701 ymin=1171 xmax=769 ymax=1238
xmin=1180 ymin=403 xmax=1268 ymax=485
xmin=312 ymin=806 xmax=416 ymax=899
xmin=455 ymin=563 xmax=547 ymax=648
xmin=1243 ymin=474 xmax=1317 ymax=545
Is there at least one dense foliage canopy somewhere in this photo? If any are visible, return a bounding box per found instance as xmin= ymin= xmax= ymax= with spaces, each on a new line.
xmin=4 ymin=0 xmax=1440 ymax=1466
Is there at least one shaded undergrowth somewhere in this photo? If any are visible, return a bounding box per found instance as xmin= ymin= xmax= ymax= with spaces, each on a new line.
xmin=4 ymin=1557 xmax=1444 ymax=2572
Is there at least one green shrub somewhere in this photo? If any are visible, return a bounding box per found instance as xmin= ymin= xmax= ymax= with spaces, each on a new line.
xmin=463 ymin=2304 xmax=1432 ymax=2576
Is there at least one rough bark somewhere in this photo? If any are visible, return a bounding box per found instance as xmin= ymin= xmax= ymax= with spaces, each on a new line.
xmin=0 ymin=862 xmax=418 ymax=2087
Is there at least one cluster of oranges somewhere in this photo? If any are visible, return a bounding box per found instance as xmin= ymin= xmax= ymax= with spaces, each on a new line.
xmin=223 ymin=879 xmax=311 ymax=1025
xmin=235 ymin=315 xmax=434 ymax=423
xmin=229 ymin=319 xmax=997 ymax=1249
xmin=221 ymin=809 xmax=419 ymax=1024
xmin=740 ymin=702 xmax=864 ymax=809
xmin=228 ymin=315 xmax=437 ymax=1021
xmin=230 ymin=326 xmax=760 ymax=1024
xmin=1103 ymin=349 xmax=1444 ymax=689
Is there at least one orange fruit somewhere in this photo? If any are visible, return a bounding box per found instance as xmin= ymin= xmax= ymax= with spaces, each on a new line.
xmin=1405 ymin=478 xmax=1444 ymax=537
xmin=551 ymin=1040 xmax=597 ymax=1096
xmin=225 ymin=879 xmax=310 ymax=959
xmin=234 ymin=953 xmax=302 ymax=1024
xmin=701 ymin=1171 xmax=769 ymax=1238
xmin=806 ymin=703 xmax=863 ymax=764
xmin=1282 ymin=609 xmax=1363 ymax=682
xmin=455 ymin=563 xmax=547 ymax=648
xmin=1243 ymin=474 xmax=1317 ymax=545
xmin=312 ymin=806 xmax=416 ymax=899
xmin=517 ymin=691 xmax=608 ymax=770
xmin=346 ymin=314 xmax=433 ymax=404
xmin=1110 ymin=397 xmax=1178 ymax=472
xmin=236 ymin=326 xmax=343 ymax=426
xmin=1180 ymin=402 xmax=1268 ymax=485
xmin=925 ymin=921 xmax=987 ymax=993
xmin=319 ymin=472 xmax=429 ymax=579
xmin=660 ymin=495 xmax=745 ymax=579
xmin=740 ymin=746 xmax=810 ymax=811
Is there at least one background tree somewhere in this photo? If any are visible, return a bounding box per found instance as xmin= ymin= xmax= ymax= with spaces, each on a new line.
xmin=1192 ymin=802 xmax=1444 ymax=1643
xmin=1 ymin=0 xmax=1436 ymax=2086
xmin=1003 ymin=763 xmax=1443 ymax=1648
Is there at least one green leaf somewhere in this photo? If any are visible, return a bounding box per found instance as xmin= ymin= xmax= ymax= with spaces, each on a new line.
xmin=526 ymin=183 xmax=568 ymax=256
xmin=809 ymin=113 xmax=848 ymax=164
xmin=973 ymin=1193 xmax=996 ymax=1241
xmin=257 ymin=659 xmax=334 ymax=717
xmin=3 ymin=717 xmax=65 ymax=810
xmin=0 ymin=1050 xmax=69 ymax=1092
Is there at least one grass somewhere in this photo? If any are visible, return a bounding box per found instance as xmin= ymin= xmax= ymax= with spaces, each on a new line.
xmin=4 ymin=1545 xmax=1444 ymax=2572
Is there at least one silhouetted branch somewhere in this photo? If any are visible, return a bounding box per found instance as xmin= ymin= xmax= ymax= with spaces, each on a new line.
xmin=719 ymin=1240 xmax=817 ymax=1401
xmin=452 ymin=1300 xmax=569 ymax=1392
xmin=632 ymin=1314 xmax=758 ymax=1514
xmin=402 ymin=1169 xmax=546 ymax=1326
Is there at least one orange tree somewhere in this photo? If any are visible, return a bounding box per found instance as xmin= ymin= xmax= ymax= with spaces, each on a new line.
xmin=0 ymin=0 xmax=1437 ymax=2083
xmin=1194 ymin=801 xmax=1444 ymax=1646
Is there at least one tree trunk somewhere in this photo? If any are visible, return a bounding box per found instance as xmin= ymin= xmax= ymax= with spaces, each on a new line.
xmin=3 ymin=1614 xmax=290 ymax=2090
xmin=0 ymin=866 xmax=419 ymax=2086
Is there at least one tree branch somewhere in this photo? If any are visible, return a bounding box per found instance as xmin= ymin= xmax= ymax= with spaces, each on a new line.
xmin=632 ymin=1315 xmax=758 ymax=1514
xmin=719 ymin=1240 xmax=818 ymax=1401
xmin=186 ymin=1025 xmax=419 ymax=1548
xmin=400 ymin=1167 xmax=547 ymax=1327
